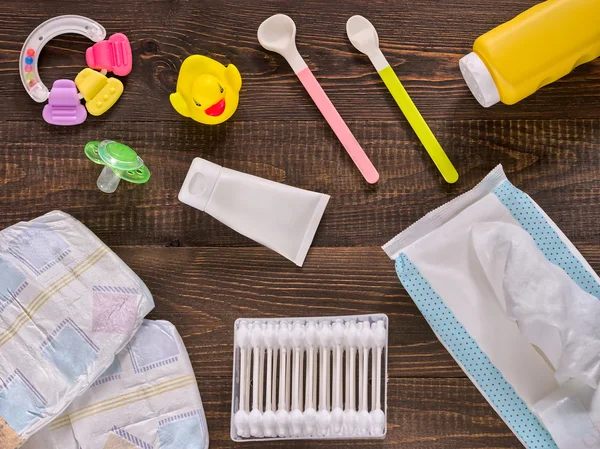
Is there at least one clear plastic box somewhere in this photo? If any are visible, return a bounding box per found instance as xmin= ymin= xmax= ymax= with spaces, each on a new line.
xmin=230 ymin=314 xmax=388 ymax=442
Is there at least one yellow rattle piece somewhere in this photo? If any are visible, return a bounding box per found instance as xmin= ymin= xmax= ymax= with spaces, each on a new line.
xmin=170 ymin=55 xmax=242 ymax=125
xmin=75 ymin=68 xmax=124 ymax=116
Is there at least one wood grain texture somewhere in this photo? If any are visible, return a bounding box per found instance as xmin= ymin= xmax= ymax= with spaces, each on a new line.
xmin=197 ymin=377 xmax=522 ymax=448
xmin=1 ymin=119 xmax=599 ymax=246
xmin=116 ymin=246 xmax=461 ymax=379
xmin=1 ymin=0 xmax=599 ymax=447
xmin=0 ymin=0 xmax=599 ymax=123
xmin=119 ymin=246 xmax=533 ymax=447
xmin=117 ymin=245 xmax=600 ymax=380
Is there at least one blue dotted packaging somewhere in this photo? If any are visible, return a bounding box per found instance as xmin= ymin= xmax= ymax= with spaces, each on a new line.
xmin=383 ymin=165 xmax=600 ymax=449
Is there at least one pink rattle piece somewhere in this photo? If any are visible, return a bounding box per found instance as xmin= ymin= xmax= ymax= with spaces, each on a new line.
xmin=86 ymin=33 xmax=133 ymax=76
xmin=258 ymin=14 xmax=379 ymax=184
xmin=42 ymin=80 xmax=87 ymax=125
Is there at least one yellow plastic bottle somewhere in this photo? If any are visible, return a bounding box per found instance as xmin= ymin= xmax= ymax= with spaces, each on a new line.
xmin=460 ymin=0 xmax=600 ymax=107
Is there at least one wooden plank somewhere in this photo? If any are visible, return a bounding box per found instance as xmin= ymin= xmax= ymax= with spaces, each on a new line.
xmin=1 ymin=0 xmax=599 ymax=123
xmin=199 ymin=377 xmax=522 ymax=448
xmin=1 ymin=0 xmax=598 ymax=446
xmin=112 ymin=245 xmax=600 ymax=379
xmin=0 ymin=119 xmax=598 ymax=246
xmin=116 ymin=246 xmax=462 ymax=378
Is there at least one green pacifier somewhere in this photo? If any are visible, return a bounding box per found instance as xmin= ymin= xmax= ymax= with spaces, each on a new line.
xmin=85 ymin=140 xmax=150 ymax=193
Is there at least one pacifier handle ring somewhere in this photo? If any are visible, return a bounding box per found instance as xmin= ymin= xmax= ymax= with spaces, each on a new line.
xmin=20 ymin=15 xmax=106 ymax=103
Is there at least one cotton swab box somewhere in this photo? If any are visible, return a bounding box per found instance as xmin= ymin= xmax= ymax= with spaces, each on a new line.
xmin=231 ymin=314 xmax=388 ymax=441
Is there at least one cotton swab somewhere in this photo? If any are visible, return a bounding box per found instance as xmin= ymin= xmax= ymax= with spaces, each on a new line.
xmin=290 ymin=322 xmax=305 ymax=436
xmin=371 ymin=320 xmax=386 ymax=434
xmin=263 ymin=322 xmax=277 ymax=437
xmin=371 ymin=323 xmax=377 ymax=416
xmin=317 ymin=321 xmax=332 ymax=436
xmin=331 ymin=320 xmax=345 ymax=434
xmin=258 ymin=337 xmax=265 ymax=413
xmin=343 ymin=320 xmax=358 ymax=435
xmin=286 ymin=332 xmax=292 ymax=412
xmin=357 ymin=322 xmax=364 ymax=414
xmin=276 ymin=321 xmax=291 ymax=437
xmin=234 ymin=321 xmax=251 ymax=437
xmin=312 ymin=342 xmax=317 ymax=411
xmin=358 ymin=321 xmax=372 ymax=436
xmin=344 ymin=322 xmax=351 ymax=423
xmin=249 ymin=322 xmax=265 ymax=437
xmin=303 ymin=321 xmax=318 ymax=436
xmin=299 ymin=338 xmax=304 ymax=413
xmin=245 ymin=336 xmax=251 ymax=423
xmin=272 ymin=333 xmax=278 ymax=413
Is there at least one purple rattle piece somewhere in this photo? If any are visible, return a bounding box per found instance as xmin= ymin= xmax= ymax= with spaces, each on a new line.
xmin=42 ymin=80 xmax=87 ymax=125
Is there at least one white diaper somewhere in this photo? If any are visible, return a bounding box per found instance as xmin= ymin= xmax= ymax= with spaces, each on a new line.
xmin=23 ymin=320 xmax=209 ymax=449
xmin=0 ymin=211 xmax=154 ymax=447
xmin=383 ymin=166 xmax=600 ymax=449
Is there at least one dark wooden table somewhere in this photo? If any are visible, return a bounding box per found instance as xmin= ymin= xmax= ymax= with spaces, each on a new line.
xmin=1 ymin=0 xmax=599 ymax=447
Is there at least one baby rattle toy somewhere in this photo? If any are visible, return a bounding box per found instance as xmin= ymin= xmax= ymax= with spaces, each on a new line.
xmin=21 ymin=15 xmax=132 ymax=126
xmin=170 ymin=55 xmax=242 ymax=125
xmin=84 ymin=140 xmax=150 ymax=193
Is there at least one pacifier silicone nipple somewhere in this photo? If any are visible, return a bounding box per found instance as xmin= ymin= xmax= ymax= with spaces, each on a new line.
xmin=84 ymin=140 xmax=150 ymax=193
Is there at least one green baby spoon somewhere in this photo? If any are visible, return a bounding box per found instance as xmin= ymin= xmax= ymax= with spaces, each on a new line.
xmin=84 ymin=140 xmax=150 ymax=193
xmin=347 ymin=15 xmax=459 ymax=184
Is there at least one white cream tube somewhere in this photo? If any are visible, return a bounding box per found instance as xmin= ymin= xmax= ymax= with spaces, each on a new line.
xmin=179 ymin=158 xmax=330 ymax=267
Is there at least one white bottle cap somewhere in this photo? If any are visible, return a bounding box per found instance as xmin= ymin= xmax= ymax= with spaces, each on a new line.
xmin=459 ymin=52 xmax=500 ymax=108
xmin=178 ymin=157 xmax=222 ymax=211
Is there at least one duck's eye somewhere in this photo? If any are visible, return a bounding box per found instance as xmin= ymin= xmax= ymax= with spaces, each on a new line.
xmin=219 ymin=86 xmax=224 ymax=93
xmin=194 ymin=100 xmax=201 ymax=107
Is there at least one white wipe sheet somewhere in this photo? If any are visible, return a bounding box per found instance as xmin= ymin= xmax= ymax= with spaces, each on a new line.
xmin=473 ymin=222 xmax=600 ymax=389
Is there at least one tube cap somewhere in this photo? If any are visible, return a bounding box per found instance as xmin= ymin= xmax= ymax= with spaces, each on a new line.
xmin=178 ymin=158 xmax=222 ymax=211
xmin=459 ymin=52 xmax=500 ymax=108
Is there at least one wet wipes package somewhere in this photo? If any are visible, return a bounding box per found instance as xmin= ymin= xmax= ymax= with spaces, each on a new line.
xmin=22 ymin=320 xmax=209 ymax=449
xmin=0 ymin=211 xmax=154 ymax=447
xmin=383 ymin=166 xmax=600 ymax=449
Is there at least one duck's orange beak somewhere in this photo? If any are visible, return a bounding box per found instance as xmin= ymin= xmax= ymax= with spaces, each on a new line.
xmin=205 ymin=98 xmax=226 ymax=117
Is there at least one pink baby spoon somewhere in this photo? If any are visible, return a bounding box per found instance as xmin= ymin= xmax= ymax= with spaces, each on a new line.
xmin=258 ymin=14 xmax=379 ymax=184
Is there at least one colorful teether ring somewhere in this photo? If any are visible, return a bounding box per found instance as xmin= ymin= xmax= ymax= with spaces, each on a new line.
xmin=86 ymin=33 xmax=133 ymax=76
xmin=42 ymin=80 xmax=87 ymax=125
xmin=20 ymin=15 xmax=106 ymax=103
xmin=21 ymin=15 xmax=130 ymax=125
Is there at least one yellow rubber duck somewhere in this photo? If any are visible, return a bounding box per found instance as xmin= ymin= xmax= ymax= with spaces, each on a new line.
xmin=170 ymin=55 xmax=242 ymax=125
